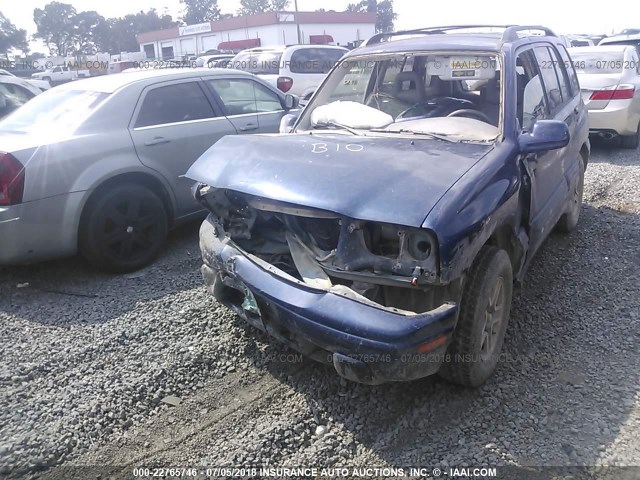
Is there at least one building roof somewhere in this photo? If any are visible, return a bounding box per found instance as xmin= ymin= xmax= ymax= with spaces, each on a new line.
xmin=137 ymin=11 xmax=376 ymax=44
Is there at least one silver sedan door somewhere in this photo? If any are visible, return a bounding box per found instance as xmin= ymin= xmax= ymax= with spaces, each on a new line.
xmin=129 ymin=79 xmax=237 ymax=218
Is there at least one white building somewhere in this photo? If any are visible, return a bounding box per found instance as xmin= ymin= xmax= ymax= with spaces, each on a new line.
xmin=136 ymin=11 xmax=376 ymax=59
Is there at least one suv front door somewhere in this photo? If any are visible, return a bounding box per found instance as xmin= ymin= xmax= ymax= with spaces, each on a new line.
xmin=519 ymin=45 xmax=575 ymax=253
xmin=129 ymin=79 xmax=237 ymax=218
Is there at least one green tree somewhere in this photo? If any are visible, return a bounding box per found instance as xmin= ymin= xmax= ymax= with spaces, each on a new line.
xmin=74 ymin=11 xmax=107 ymax=54
xmin=0 ymin=12 xmax=28 ymax=54
xmin=239 ymin=0 xmax=290 ymax=16
xmin=102 ymin=9 xmax=179 ymax=54
xmin=346 ymin=0 xmax=396 ymax=33
xmin=375 ymin=0 xmax=396 ymax=33
xmin=180 ymin=0 xmax=221 ymax=25
xmin=33 ymin=2 xmax=78 ymax=56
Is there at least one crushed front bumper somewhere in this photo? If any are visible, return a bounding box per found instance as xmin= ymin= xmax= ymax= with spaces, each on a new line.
xmin=199 ymin=217 xmax=458 ymax=384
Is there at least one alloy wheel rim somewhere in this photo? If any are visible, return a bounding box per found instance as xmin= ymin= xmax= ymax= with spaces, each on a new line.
xmin=99 ymin=198 xmax=161 ymax=261
xmin=573 ymin=172 xmax=584 ymax=217
xmin=480 ymin=276 xmax=505 ymax=361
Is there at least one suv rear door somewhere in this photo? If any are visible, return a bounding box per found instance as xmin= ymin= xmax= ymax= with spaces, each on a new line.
xmin=129 ymin=79 xmax=237 ymax=218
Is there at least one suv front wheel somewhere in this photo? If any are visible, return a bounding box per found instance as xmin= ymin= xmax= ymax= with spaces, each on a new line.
xmin=438 ymin=246 xmax=513 ymax=387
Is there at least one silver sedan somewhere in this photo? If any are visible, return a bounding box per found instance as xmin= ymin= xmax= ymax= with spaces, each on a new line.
xmin=0 ymin=68 xmax=298 ymax=271
xmin=569 ymin=45 xmax=640 ymax=148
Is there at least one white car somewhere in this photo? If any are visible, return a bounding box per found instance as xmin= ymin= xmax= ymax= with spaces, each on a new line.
xmin=0 ymin=75 xmax=42 ymax=119
xmin=569 ymin=45 xmax=640 ymax=148
xmin=0 ymin=69 xmax=50 ymax=91
xmin=32 ymin=65 xmax=90 ymax=83
xmin=195 ymin=54 xmax=235 ymax=68
xmin=229 ymin=45 xmax=348 ymax=100
xmin=599 ymin=33 xmax=640 ymax=52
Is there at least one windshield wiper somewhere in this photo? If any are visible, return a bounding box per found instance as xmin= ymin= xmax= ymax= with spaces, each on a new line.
xmin=369 ymin=128 xmax=459 ymax=143
xmin=313 ymin=121 xmax=361 ymax=136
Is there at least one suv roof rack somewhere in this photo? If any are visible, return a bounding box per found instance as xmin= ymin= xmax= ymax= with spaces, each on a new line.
xmin=362 ymin=25 xmax=557 ymax=47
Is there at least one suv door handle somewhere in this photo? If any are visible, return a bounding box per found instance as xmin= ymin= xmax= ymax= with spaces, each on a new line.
xmin=239 ymin=124 xmax=258 ymax=132
xmin=145 ymin=137 xmax=171 ymax=146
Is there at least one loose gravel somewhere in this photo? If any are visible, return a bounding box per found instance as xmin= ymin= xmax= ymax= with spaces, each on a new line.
xmin=1 ymin=142 xmax=639 ymax=478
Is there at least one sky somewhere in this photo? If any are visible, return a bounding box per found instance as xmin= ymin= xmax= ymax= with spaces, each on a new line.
xmin=3 ymin=0 xmax=639 ymax=53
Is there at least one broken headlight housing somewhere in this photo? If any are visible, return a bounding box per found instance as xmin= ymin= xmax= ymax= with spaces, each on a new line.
xmin=317 ymin=220 xmax=439 ymax=286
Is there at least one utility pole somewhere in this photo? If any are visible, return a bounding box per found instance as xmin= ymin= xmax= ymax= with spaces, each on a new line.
xmin=294 ymin=0 xmax=302 ymax=44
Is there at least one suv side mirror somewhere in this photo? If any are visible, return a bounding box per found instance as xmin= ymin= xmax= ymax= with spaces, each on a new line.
xmin=279 ymin=113 xmax=300 ymax=133
xmin=284 ymin=93 xmax=299 ymax=110
xmin=518 ymin=120 xmax=570 ymax=154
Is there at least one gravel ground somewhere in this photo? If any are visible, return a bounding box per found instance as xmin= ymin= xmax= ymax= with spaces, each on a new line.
xmin=1 ymin=142 xmax=639 ymax=479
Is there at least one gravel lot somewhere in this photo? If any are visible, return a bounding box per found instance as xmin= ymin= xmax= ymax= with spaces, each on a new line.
xmin=1 ymin=142 xmax=639 ymax=479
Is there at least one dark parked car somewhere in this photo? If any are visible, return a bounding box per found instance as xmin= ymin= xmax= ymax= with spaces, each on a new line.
xmin=187 ymin=25 xmax=590 ymax=386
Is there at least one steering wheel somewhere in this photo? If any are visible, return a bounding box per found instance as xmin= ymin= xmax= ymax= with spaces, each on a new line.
xmin=396 ymin=102 xmax=428 ymax=120
xmin=447 ymin=109 xmax=492 ymax=124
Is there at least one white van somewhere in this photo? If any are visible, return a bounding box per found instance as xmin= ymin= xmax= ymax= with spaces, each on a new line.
xmin=229 ymin=45 xmax=348 ymax=100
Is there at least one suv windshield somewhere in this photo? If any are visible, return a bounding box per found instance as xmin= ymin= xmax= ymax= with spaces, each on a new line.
xmin=296 ymin=53 xmax=502 ymax=142
xmin=0 ymin=88 xmax=108 ymax=133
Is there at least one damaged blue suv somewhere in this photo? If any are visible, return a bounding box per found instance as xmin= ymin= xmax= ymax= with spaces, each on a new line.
xmin=187 ymin=25 xmax=590 ymax=386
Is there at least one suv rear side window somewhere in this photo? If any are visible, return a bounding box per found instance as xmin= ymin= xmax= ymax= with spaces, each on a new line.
xmin=290 ymin=48 xmax=346 ymax=74
xmin=548 ymin=46 xmax=571 ymax=103
xmin=534 ymin=46 xmax=564 ymax=112
xmin=557 ymin=45 xmax=580 ymax=94
xmin=135 ymin=82 xmax=215 ymax=128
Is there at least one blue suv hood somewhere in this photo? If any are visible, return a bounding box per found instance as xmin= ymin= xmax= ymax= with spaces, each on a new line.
xmin=186 ymin=133 xmax=493 ymax=228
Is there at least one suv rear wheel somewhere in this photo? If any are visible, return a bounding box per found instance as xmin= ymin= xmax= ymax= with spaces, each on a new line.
xmin=556 ymin=159 xmax=585 ymax=233
xmin=438 ymin=246 xmax=513 ymax=387
xmin=80 ymin=184 xmax=168 ymax=273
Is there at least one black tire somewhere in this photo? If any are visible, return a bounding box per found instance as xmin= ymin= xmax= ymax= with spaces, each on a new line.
xmin=80 ymin=184 xmax=168 ymax=273
xmin=43 ymin=77 xmax=51 ymax=83
xmin=621 ymin=123 xmax=640 ymax=149
xmin=438 ymin=246 xmax=513 ymax=387
xmin=556 ymin=159 xmax=585 ymax=233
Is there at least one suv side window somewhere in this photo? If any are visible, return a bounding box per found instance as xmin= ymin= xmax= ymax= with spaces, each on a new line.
xmin=557 ymin=45 xmax=581 ymax=95
xmin=547 ymin=46 xmax=571 ymax=103
xmin=516 ymin=49 xmax=547 ymax=131
xmin=534 ymin=46 xmax=564 ymax=112
xmin=208 ymin=78 xmax=283 ymax=115
xmin=290 ymin=48 xmax=345 ymax=74
xmin=135 ymin=82 xmax=215 ymax=128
